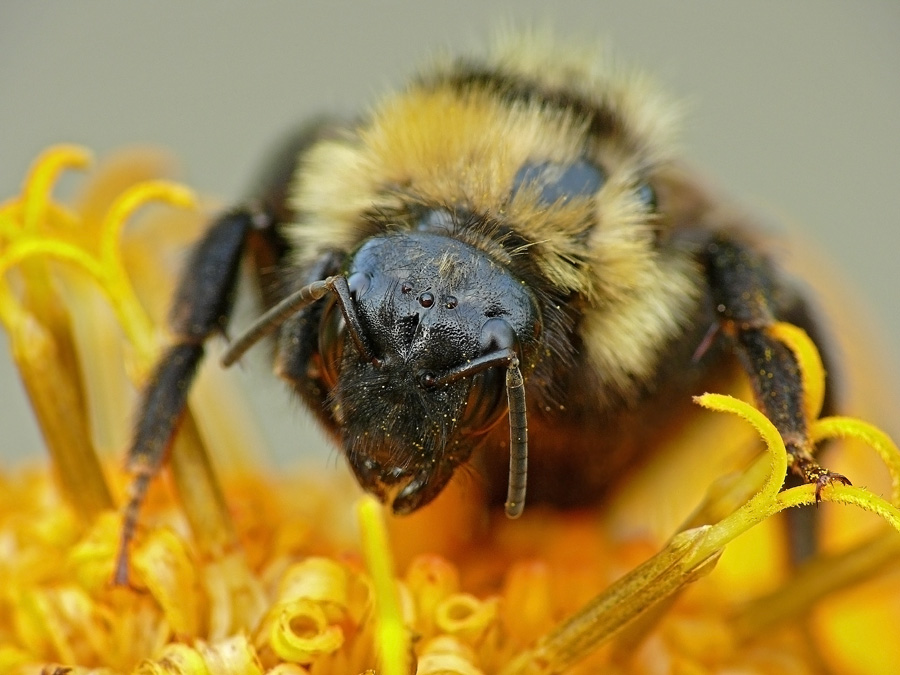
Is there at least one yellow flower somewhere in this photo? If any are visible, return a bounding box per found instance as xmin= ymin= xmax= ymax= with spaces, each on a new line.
xmin=1 ymin=146 xmax=899 ymax=675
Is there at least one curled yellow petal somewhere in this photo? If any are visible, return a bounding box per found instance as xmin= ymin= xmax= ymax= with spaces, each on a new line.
xmin=405 ymin=555 xmax=459 ymax=638
xmin=0 ymin=236 xmax=152 ymax=373
xmin=135 ymin=642 xmax=210 ymax=675
xmin=0 ymin=237 xmax=109 ymax=288
xmin=417 ymin=636 xmax=484 ymax=675
xmin=131 ymin=528 xmax=203 ymax=638
xmin=98 ymin=180 xmax=196 ymax=362
xmin=812 ymin=416 xmax=900 ymax=506
xmin=1 ymin=165 xmax=198 ymax=375
xmin=204 ymin=551 xmax=268 ymax=641
xmin=691 ymin=392 xmax=786 ymax=550
xmin=67 ymin=510 xmax=121 ymax=593
xmin=137 ymin=636 xmax=265 ymax=675
xmin=264 ymin=665 xmax=311 ymax=675
xmin=769 ymin=322 xmax=825 ymax=421
xmin=96 ymin=180 xmax=196 ymax=370
xmin=694 ymin=391 xmax=900 ymax=548
xmin=11 ymin=585 xmax=108 ymax=665
xmin=21 ymin=144 xmax=93 ymax=233
xmin=99 ymin=179 xmax=196 ymax=266
xmin=196 ymin=635 xmax=266 ymax=675
xmin=775 ymin=483 xmax=900 ymax=533
xmin=266 ymin=597 xmax=344 ymax=663
xmin=434 ymin=594 xmax=499 ymax=644
xmin=276 ymin=558 xmax=351 ymax=623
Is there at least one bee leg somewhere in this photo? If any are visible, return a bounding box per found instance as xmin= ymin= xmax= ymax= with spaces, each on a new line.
xmin=115 ymin=205 xmax=272 ymax=585
xmin=704 ymin=235 xmax=851 ymax=497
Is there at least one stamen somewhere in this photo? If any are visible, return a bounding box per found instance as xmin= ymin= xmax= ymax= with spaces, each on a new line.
xmin=357 ymin=495 xmax=411 ymax=675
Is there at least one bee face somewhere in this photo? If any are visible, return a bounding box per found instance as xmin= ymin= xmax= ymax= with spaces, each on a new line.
xmin=320 ymin=222 xmax=541 ymax=513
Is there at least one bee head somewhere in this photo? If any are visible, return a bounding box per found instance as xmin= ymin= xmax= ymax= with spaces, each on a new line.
xmin=316 ymin=229 xmax=541 ymax=514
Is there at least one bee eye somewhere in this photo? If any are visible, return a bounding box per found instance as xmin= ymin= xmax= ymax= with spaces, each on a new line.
xmin=636 ymin=181 xmax=657 ymax=211
xmin=511 ymin=159 xmax=606 ymax=205
xmin=348 ymin=272 xmax=370 ymax=300
xmin=480 ymin=317 xmax=516 ymax=353
xmin=318 ymin=297 xmax=345 ymax=389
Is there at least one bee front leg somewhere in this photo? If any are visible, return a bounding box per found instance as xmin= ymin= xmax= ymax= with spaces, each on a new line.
xmin=703 ymin=235 xmax=850 ymax=498
xmin=115 ymin=205 xmax=271 ymax=585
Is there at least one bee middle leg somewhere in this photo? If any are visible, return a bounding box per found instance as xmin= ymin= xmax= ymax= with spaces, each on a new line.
xmin=703 ymin=234 xmax=850 ymax=496
xmin=115 ymin=204 xmax=276 ymax=585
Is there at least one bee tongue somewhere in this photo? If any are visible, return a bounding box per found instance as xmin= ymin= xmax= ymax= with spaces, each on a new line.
xmin=390 ymin=472 xmax=429 ymax=515
xmin=390 ymin=464 xmax=456 ymax=515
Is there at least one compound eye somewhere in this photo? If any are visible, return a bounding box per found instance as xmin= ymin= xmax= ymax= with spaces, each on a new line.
xmin=347 ymin=271 xmax=371 ymax=300
xmin=511 ymin=159 xmax=606 ymax=205
xmin=480 ymin=317 xmax=517 ymax=352
xmin=318 ymin=296 xmax=345 ymax=389
xmin=457 ymin=318 xmax=518 ymax=434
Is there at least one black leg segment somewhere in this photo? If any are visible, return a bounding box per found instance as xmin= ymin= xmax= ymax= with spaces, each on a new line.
xmin=115 ymin=206 xmax=274 ymax=585
xmin=704 ymin=235 xmax=850 ymax=497
xmin=127 ymin=207 xmax=261 ymax=471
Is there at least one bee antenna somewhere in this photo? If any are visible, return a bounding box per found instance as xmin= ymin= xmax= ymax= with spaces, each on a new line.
xmin=221 ymin=275 xmax=378 ymax=367
xmin=504 ymin=356 xmax=528 ymax=518
xmin=220 ymin=277 xmax=333 ymax=366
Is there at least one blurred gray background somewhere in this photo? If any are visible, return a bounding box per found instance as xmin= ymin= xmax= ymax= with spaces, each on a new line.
xmin=2 ymin=1 xmax=898 ymax=467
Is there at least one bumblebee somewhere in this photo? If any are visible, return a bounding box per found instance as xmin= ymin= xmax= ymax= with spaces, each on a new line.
xmin=123 ymin=35 xmax=848 ymax=570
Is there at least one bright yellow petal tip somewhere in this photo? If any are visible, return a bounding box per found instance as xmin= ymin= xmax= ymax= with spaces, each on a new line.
xmin=21 ymin=145 xmax=93 ymax=234
xmin=769 ymin=322 xmax=825 ymax=421
xmin=812 ymin=416 xmax=900 ymax=506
